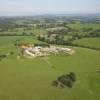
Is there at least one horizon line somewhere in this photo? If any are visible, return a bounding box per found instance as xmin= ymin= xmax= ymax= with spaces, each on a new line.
xmin=0 ymin=12 xmax=100 ymax=17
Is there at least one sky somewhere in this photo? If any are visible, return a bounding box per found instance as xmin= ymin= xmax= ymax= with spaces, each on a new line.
xmin=0 ymin=0 xmax=100 ymax=16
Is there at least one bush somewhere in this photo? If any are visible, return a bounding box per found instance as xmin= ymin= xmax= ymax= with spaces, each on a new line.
xmin=52 ymin=72 xmax=76 ymax=88
xmin=52 ymin=80 xmax=58 ymax=87
xmin=10 ymin=52 xmax=14 ymax=55
xmin=34 ymin=43 xmax=50 ymax=47
xmin=68 ymin=72 xmax=76 ymax=82
xmin=0 ymin=55 xmax=7 ymax=58
xmin=0 ymin=54 xmax=7 ymax=61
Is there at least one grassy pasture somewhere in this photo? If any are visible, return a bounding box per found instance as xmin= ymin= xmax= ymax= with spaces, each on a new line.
xmin=68 ymin=23 xmax=100 ymax=30
xmin=73 ymin=38 xmax=100 ymax=49
xmin=0 ymin=36 xmax=100 ymax=100
xmin=0 ymin=36 xmax=46 ymax=56
xmin=0 ymin=28 xmax=47 ymax=35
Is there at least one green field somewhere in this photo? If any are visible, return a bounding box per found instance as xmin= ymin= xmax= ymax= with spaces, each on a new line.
xmin=0 ymin=28 xmax=47 ymax=35
xmin=0 ymin=36 xmax=46 ymax=54
xmin=68 ymin=23 xmax=100 ymax=30
xmin=0 ymin=36 xmax=100 ymax=100
xmin=73 ymin=38 xmax=100 ymax=49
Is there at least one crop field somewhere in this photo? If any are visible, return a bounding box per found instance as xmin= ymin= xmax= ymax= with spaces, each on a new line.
xmin=0 ymin=36 xmax=100 ymax=100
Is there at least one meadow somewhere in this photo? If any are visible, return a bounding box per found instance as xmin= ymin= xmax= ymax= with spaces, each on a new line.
xmin=68 ymin=23 xmax=100 ymax=30
xmin=73 ymin=38 xmax=100 ymax=49
xmin=0 ymin=36 xmax=100 ymax=100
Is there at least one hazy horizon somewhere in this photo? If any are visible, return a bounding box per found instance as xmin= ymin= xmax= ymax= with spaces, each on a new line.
xmin=0 ymin=0 xmax=100 ymax=16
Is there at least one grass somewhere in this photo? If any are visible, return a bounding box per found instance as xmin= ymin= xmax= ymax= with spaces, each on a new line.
xmin=0 ymin=36 xmax=100 ymax=100
xmin=0 ymin=28 xmax=47 ymax=35
xmin=68 ymin=23 xmax=100 ymax=30
xmin=73 ymin=38 xmax=100 ymax=49
xmin=0 ymin=36 xmax=46 ymax=53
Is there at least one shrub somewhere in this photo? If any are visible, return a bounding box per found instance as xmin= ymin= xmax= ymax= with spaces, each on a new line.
xmin=10 ymin=52 xmax=14 ymax=55
xmin=52 ymin=72 xmax=76 ymax=88
xmin=52 ymin=80 xmax=58 ymax=87
xmin=68 ymin=72 xmax=76 ymax=82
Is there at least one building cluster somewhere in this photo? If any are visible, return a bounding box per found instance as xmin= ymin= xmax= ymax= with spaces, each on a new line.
xmin=20 ymin=44 xmax=74 ymax=58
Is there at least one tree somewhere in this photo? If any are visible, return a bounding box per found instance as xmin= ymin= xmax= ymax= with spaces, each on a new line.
xmin=52 ymin=72 xmax=76 ymax=88
xmin=68 ymin=72 xmax=76 ymax=82
xmin=22 ymin=32 xmax=27 ymax=36
xmin=10 ymin=51 xmax=14 ymax=55
xmin=30 ymin=32 xmax=35 ymax=36
xmin=52 ymin=80 xmax=58 ymax=87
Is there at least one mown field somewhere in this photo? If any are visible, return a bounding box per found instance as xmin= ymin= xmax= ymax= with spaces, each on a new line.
xmin=0 ymin=36 xmax=100 ymax=100
xmin=73 ymin=38 xmax=100 ymax=49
